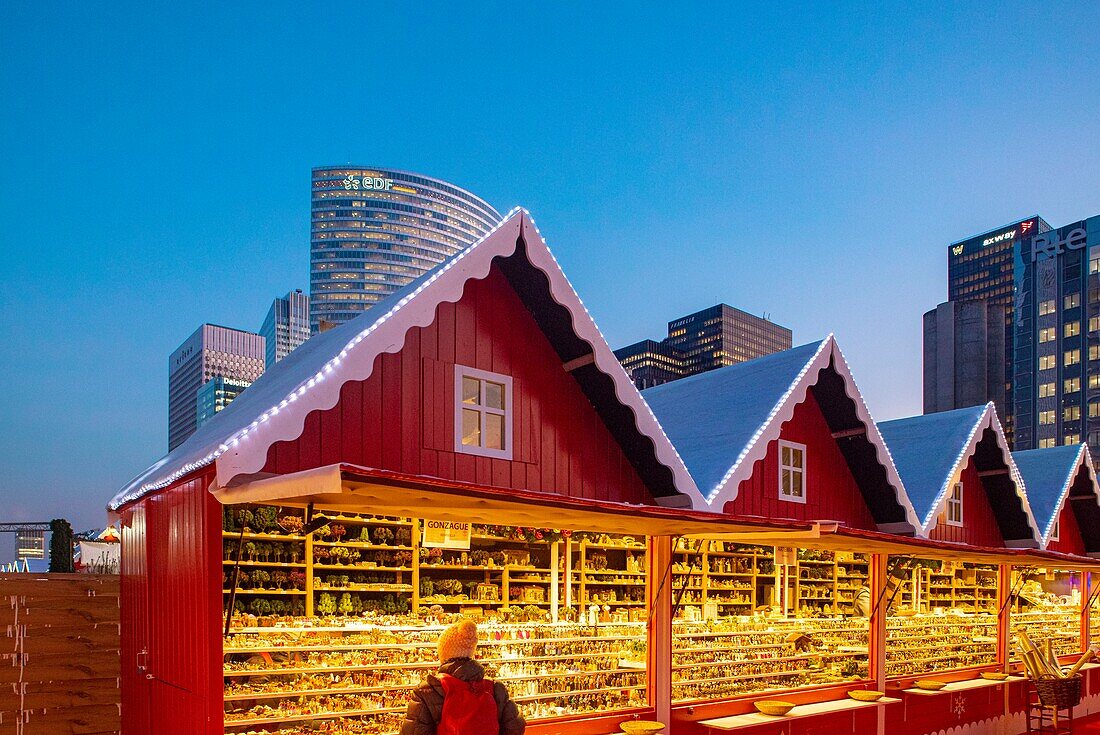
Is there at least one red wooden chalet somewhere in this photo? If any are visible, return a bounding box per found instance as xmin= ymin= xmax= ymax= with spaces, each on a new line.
xmin=643 ymin=335 xmax=922 ymax=534
xmin=1014 ymin=444 xmax=1100 ymax=555
xmin=878 ymin=403 xmax=1041 ymax=546
xmin=109 ymin=209 xmax=824 ymax=735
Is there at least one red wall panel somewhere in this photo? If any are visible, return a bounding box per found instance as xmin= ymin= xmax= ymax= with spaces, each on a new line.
xmin=927 ymin=458 xmax=1005 ymax=546
xmin=261 ymin=266 xmax=655 ymax=505
xmin=119 ymin=470 xmax=223 ymax=735
xmin=1046 ymin=500 xmax=1087 ymax=555
xmin=723 ymin=390 xmax=878 ymax=529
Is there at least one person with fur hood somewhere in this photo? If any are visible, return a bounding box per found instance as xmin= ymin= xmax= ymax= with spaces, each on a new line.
xmin=400 ymin=618 xmax=525 ymax=735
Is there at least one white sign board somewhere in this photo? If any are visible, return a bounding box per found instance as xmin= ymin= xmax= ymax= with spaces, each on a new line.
xmin=421 ymin=519 xmax=472 ymax=550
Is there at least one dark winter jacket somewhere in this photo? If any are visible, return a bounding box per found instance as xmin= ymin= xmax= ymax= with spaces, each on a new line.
xmin=400 ymin=657 xmax=525 ymax=735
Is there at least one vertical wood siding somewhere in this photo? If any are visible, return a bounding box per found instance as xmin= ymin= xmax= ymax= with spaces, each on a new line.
xmin=262 ymin=266 xmax=654 ymax=505
xmin=1047 ymin=501 xmax=1086 ymax=555
xmin=723 ymin=391 xmax=879 ymax=529
xmin=120 ymin=470 xmax=222 ymax=735
xmin=927 ymin=459 xmax=1005 ymax=546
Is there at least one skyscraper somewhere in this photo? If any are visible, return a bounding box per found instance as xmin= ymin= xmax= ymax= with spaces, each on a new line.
xmin=923 ymin=300 xmax=1006 ymax=418
xmin=310 ymin=167 xmax=501 ymax=331
xmin=196 ymin=376 xmax=253 ymax=429
xmin=941 ymin=216 xmax=1052 ymax=434
xmin=615 ymin=304 xmax=792 ymax=389
xmin=260 ymin=289 xmax=310 ymax=366
xmin=168 ymin=324 xmax=265 ymax=450
xmin=1012 ymin=214 xmax=1100 ymax=452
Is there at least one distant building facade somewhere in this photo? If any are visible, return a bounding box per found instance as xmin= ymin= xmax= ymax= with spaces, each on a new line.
xmin=942 ymin=216 xmax=1051 ymax=436
xmin=310 ymin=167 xmax=501 ymax=331
xmin=168 ymin=324 xmax=265 ymax=450
xmin=923 ymin=300 xmax=1006 ymax=418
xmin=615 ymin=304 xmax=792 ymax=389
xmin=15 ymin=528 xmax=45 ymax=560
xmin=614 ymin=339 xmax=686 ymax=389
xmin=196 ymin=376 xmax=252 ymax=429
xmin=1012 ymin=214 xmax=1100 ymax=452
xmin=260 ymin=289 xmax=310 ymax=365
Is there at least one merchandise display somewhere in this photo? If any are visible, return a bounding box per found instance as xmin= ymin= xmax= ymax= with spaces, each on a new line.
xmin=669 ymin=544 xmax=870 ymax=703
xmin=883 ymin=558 xmax=1000 ymax=677
xmin=1009 ymin=568 xmax=1084 ymax=660
xmin=222 ymin=505 xmax=650 ymax=733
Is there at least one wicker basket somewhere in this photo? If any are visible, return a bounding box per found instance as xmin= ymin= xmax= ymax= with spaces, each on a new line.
xmin=1034 ymin=674 xmax=1082 ymax=708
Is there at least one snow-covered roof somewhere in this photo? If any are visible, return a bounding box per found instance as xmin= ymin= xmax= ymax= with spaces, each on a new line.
xmin=643 ymin=336 xmax=920 ymax=532
xmin=878 ymin=403 xmax=1040 ymax=545
xmin=109 ymin=209 xmax=702 ymax=511
xmin=1013 ymin=445 xmax=1096 ymax=547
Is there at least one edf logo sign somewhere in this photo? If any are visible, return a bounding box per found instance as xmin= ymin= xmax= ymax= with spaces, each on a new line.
xmin=342 ymin=176 xmax=394 ymax=191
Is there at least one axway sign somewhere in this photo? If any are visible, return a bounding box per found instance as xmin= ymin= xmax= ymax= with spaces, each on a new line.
xmin=1032 ymin=228 xmax=1089 ymax=262
xmin=983 ymin=230 xmax=1016 ymax=247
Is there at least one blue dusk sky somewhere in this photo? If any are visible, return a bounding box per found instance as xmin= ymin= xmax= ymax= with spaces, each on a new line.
xmin=1 ymin=4 xmax=1098 ymax=532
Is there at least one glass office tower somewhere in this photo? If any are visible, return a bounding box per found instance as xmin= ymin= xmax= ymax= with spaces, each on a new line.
xmin=615 ymin=304 xmax=792 ymax=389
xmin=310 ymin=167 xmax=501 ymax=331
xmin=168 ymin=324 xmax=265 ymax=450
xmin=944 ymin=217 xmax=1051 ymax=436
xmin=1012 ymin=214 xmax=1100 ymax=452
xmin=260 ymin=289 xmax=311 ymax=366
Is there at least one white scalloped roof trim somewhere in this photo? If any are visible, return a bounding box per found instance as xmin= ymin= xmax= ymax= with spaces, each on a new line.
xmin=704 ymin=336 xmax=921 ymax=534
xmin=109 ymin=208 xmax=702 ymax=511
xmin=921 ymin=403 xmax=1041 ymax=543
xmin=1042 ymin=444 xmax=1096 ymax=547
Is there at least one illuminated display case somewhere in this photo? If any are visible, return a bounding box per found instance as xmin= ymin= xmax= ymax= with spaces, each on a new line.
xmin=221 ymin=505 xmax=649 ymax=733
xmin=670 ymin=544 xmax=870 ymax=703
xmin=884 ymin=558 xmax=1000 ymax=677
xmin=1009 ymin=567 xmax=1084 ymax=660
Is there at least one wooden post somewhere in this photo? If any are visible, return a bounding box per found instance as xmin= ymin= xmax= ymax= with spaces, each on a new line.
xmin=998 ymin=564 xmax=1012 ymax=670
xmin=648 ymin=535 xmax=673 ymax=726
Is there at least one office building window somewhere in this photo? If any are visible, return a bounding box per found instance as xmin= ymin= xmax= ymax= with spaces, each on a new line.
xmin=1091 ymin=345 xmax=1100 ymax=361
xmin=1039 ymin=410 xmax=1056 ymax=425
xmin=1066 ymin=349 xmax=1081 ymax=367
xmin=1092 ymin=375 xmax=1100 ymax=390
xmin=944 ymin=483 xmax=963 ymax=527
xmin=1039 ymin=328 xmax=1056 ymax=343
xmin=1040 ymin=355 xmax=1057 ymax=370
xmin=778 ymin=441 xmax=806 ymax=504
xmin=1039 ymin=300 xmax=1056 ymax=316
xmin=1065 ymin=321 xmax=1081 ymax=338
xmin=454 ymin=365 xmax=512 ymax=459
xmin=1039 ymin=438 xmax=1057 ymax=449
xmin=1064 ymin=406 xmax=1081 ymax=421
xmin=1065 ymin=378 xmax=1081 ymax=394
xmin=1065 ymin=434 xmax=1081 ymax=445
xmin=1040 ymin=382 xmax=1057 ymax=398
xmin=1092 ymin=252 xmax=1100 ymax=275
xmin=1090 ymin=403 xmax=1100 ymax=418
xmin=1066 ymin=293 xmax=1081 ymax=309
xmin=1091 ymin=316 xmax=1100 ymax=333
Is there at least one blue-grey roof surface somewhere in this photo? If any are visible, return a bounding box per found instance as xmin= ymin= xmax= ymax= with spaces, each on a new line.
xmin=877 ymin=405 xmax=990 ymax=524
xmin=642 ymin=340 xmax=826 ymax=495
xmin=1012 ymin=445 xmax=1082 ymax=537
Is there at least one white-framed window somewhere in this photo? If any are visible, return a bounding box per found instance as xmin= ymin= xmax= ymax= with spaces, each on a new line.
xmin=778 ymin=440 xmax=806 ymax=504
xmin=454 ymin=365 xmax=513 ymax=460
xmin=1050 ymin=518 xmax=1061 ymax=541
xmin=945 ymin=482 xmax=964 ymax=527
